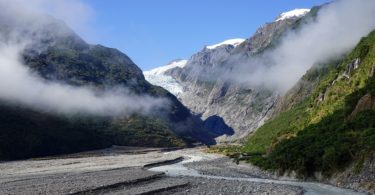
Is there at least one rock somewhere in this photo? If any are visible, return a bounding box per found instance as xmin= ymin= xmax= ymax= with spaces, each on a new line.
xmin=343 ymin=58 xmax=361 ymax=79
xmin=370 ymin=64 xmax=375 ymax=77
xmin=349 ymin=94 xmax=375 ymax=120
xmin=328 ymin=152 xmax=375 ymax=194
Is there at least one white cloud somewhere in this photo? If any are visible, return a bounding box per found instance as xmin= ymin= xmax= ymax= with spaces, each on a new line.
xmin=0 ymin=43 xmax=168 ymax=116
xmin=223 ymin=0 xmax=375 ymax=92
xmin=0 ymin=0 xmax=96 ymax=42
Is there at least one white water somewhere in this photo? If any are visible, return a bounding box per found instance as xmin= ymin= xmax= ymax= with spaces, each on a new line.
xmin=149 ymin=154 xmax=365 ymax=195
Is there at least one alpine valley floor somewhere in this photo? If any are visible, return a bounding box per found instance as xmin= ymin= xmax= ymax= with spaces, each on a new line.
xmin=0 ymin=147 xmax=365 ymax=195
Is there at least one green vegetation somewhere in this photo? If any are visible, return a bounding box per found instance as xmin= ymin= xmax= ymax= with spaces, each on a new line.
xmin=243 ymin=101 xmax=310 ymax=154
xmin=258 ymin=109 xmax=375 ymax=177
xmin=0 ymin=104 xmax=186 ymax=160
xmin=105 ymin=115 xmax=186 ymax=147
xmin=240 ymin=30 xmax=375 ymax=177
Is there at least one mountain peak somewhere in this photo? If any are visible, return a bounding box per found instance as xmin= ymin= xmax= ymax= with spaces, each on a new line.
xmin=206 ymin=38 xmax=245 ymax=50
xmin=276 ymin=9 xmax=310 ymax=22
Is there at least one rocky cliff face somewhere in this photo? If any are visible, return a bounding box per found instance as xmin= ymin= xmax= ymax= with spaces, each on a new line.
xmin=145 ymin=10 xmax=310 ymax=142
xmin=233 ymin=19 xmax=300 ymax=57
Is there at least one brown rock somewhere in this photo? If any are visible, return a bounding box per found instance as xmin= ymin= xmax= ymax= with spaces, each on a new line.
xmin=370 ymin=64 xmax=375 ymax=77
xmin=349 ymin=94 xmax=375 ymax=120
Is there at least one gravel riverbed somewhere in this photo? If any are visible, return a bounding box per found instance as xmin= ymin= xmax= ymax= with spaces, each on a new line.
xmin=0 ymin=147 xmax=365 ymax=195
xmin=155 ymin=176 xmax=304 ymax=195
xmin=185 ymin=156 xmax=276 ymax=179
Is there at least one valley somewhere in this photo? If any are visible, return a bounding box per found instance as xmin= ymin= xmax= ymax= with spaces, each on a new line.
xmin=0 ymin=0 xmax=374 ymax=194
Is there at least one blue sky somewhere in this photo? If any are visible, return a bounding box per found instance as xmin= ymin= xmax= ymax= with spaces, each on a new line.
xmin=81 ymin=0 xmax=329 ymax=70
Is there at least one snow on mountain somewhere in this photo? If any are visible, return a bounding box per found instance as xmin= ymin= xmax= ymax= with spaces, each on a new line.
xmin=144 ymin=38 xmax=246 ymax=96
xmin=276 ymin=9 xmax=310 ymax=22
xmin=143 ymin=60 xmax=187 ymax=97
xmin=206 ymin=38 xmax=245 ymax=50
xmin=144 ymin=60 xmax=188 ymax=76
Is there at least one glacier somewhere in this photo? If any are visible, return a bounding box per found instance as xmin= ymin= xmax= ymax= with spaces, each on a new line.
xmin=143 ymin=60 xmax=187 ymax=97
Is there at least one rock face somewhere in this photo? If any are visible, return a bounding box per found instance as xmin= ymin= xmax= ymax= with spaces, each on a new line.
xmin=328 ymin=152 xmax=375 ymax=194
xmin=233 ymin=19 xmax=302 ymax=56
xmin=343 ymin=58 xmax=361 ymax=79
xmin=350 ymin=94 xmax=375 ymax=119
xmin=145 ymin=12 xmax=310 ymax=142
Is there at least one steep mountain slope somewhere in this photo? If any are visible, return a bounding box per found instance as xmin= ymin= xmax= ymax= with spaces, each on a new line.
xmin=242 ymin=30 xmax=375 ymax=193
xmin=233 ymin=8 xmax=313 ymax=56
xmin=0 ymin=15 xmax=212 ymax=160
xmin=145 ymin=10 xmax=310 ymax=142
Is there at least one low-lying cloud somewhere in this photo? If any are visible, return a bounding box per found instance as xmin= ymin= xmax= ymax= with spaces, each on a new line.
xmin=221 ymin=0 xmax=375 ymax=92
xmin=0 ymin=43 xmax=168 ymax=116
xmin=0 ymin=0 xmax=95 ymax=42
xmin=0 ymin=0 xmax=169 ymax=116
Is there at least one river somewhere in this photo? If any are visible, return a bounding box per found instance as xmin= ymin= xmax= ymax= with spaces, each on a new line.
xmin=149 ymin=152 xmax=366 ymax=195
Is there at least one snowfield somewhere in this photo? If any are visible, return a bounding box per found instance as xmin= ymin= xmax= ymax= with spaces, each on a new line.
xmin=206 ymin=38 xmax=245 ymax=50
xmin=276 ymin=9 xmax=310 ymax=21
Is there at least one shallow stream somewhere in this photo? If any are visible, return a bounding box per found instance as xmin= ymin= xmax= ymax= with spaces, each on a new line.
xmin=149 ymin=154 xmax=365 ymax=195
